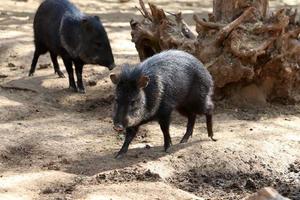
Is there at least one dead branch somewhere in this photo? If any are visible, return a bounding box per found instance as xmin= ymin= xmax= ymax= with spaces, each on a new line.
xmin=230 ymin=33 xmax=276 ymax=63
xmin=169 ymin=12 xmax=195 ymax=39
xmin=138 ymin=0 xmax=152 ymax=21
xmin=193 ymin=14 xmax=225 ymax=30
xmin=149 ymin=3 xmax=167 ymax=23
xmin=215 ymin=7 xmax=255 ymax=45
xmin=135 ymin=6 xmax=148 ymax=19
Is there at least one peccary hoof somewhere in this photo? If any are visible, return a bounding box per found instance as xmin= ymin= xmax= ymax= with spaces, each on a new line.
xmin=180 ymin=138 xmax=188 ymax=144
xmin=28 ymin=72 xmax=34 ymax=77
xmin=164 ymin=147 xmax=171 ymax=153
xmin=115 ymin=152 xmax=125 ymax=159
xmin=69 ymin=85 xmax=78 ymax=92
xmin=180 ymin=135 xmax=190 ymax=143
xmin=164 ymin=143 xmax=172 ymax=153
xmin=77 ymin=88 xmax=86 ymax=94
xmin=55 ymin=71 xmax=65 ymax=78
xmin=210 ymin=136 xmax=217 ymax=141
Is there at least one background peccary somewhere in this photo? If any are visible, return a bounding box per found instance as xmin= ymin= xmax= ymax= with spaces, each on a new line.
xmin=29 ymin=0 xmax=115 ymax=93
xmin=110 ymin=50 xmax=215 ymax=158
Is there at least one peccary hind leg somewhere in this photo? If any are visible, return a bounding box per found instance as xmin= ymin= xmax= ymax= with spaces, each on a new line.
xmin=50 ymin=52 xmax=65 ymax=78
xmin=116 ymin=126 xmax=139 ymax=159
xmin=206 ymin=113 xmax=216 ymax=141
xmin=180 ymin=114 xmax=196 ymax=143
xmin=29 ymin=50 xmax=41 ymax=76
xmin=159 ymin=112 xmax=172 ymax=152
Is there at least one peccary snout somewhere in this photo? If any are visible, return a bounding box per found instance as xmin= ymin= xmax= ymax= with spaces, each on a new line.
xmin=113 ymin=123 xmax=125 ymax=132
xmin=108 ymin=63 xmax=116 ymax=70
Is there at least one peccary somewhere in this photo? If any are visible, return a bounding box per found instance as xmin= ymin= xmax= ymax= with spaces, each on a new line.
xmin=110 ymin=50 xmax=215 ymax=158
xmin=29 ymin=0 xmax=115 ymax=93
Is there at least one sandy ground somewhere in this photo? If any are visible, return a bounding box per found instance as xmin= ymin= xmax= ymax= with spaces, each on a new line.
xmin=0 ymin=0 xmax=300 ymax=199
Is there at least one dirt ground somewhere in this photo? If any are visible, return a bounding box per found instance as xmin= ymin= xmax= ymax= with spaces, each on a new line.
xmin=0 ymin=0 xmax=300 ymax=199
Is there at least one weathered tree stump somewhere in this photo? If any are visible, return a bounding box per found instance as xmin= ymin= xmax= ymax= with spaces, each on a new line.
xmin=243 ymin=187 xmax=289 ymax=200
xmin=130 ymin=0 xmax=300 ymax=104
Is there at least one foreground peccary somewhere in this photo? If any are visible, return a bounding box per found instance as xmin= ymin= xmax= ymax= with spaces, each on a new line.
xmin=110 ymin=50 xmax=215 ymax=158
xmin=29 ymin=0 xmax=115 ymax=93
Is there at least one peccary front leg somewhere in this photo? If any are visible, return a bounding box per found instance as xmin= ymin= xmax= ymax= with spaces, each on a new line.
xmin=180 ymin=114 xmax=196 ymax=143
xmin=74 ymin=61 xmax=85 ymax=93
xmin=62 ymin=57 xmax=77 ymax=92
xmin=29 ymin=50 xmax=41 ymax=76
xmin=158 ymin=112 xmax=172 ymax=152
xmin=115 ymin=126 xmax=139 ymax=159
xmin=206 ymin=113 xmax=216 ymax=141
xmin=50 ymin=52 xmax=65 ymax=78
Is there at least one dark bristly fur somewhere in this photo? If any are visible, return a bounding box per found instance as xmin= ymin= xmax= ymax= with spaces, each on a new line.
xmin=29 ymin=0 xmax=115 ymax=93
xmin=111 ymin=50 xmax=215 ymax=159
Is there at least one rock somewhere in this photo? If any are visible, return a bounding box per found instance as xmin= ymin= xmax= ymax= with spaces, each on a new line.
xmin=245 ymin=178 xmax=257 ymax=190
xmin=243 ymin=187 xmax=290 ymax=200
xmin=87 ymin=80 xmax=97 ymax=86
xmin=7 ymin=63 xmax=16 ymax=68
xmin=0 ymin=74 xmax=8 ymax=78
xmin=38 ymin=63 xmax=51 ymax=69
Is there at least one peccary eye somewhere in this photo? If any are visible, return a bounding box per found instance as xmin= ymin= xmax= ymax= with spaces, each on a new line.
xmin=130 ymin=100 xmax=136 ymax=106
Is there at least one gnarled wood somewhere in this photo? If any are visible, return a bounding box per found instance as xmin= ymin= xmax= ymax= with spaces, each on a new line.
xmin=131 ymin=0 xmax=300 ymax=104
xmin=213 ymin=0 xmax=269 ymax=22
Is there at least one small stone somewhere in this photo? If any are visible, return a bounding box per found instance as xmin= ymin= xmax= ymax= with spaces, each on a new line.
xmin=177 ymin=154 xmax=184 ymax=158
xmin=42 ymin=187 xmax=56 ymax=194
xmin=87 ymin=80 xmax=97 ymax=86
xmin=0 ymin=74 xmax=8 ymax=78
xmin=7 ymin=63 xmax=16 ymax=68
xmin=38 ymin=63 xmax=51 ymax=69
xmin=245 ymin=178 xmax=257 ymax=190
xmin=97 ymin=174 xmax=106 ymax=180
xmin=48 ymin=165 xmax=60 ymax=170
xmin=61 ymin=158 xmax=70 ymax=164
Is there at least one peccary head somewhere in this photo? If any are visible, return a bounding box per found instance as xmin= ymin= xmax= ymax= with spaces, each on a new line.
xmin=78 ymin=16 xmax=115 ymax=69
xmin=110 ymin=66 xmax=149 ymax=132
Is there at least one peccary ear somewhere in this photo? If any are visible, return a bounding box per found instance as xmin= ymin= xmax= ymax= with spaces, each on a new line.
xmin=81 ymin=19 xmax=88 ymax=29
xmin=110 ymin=73 xmax=120 ymax=84
xmin=138 ymin=75 xmax=150 ymax=89
xmin=81 ymin=18 xmax=88 ymax=25
xmin=94 ymin=16 xmax=100 ymax=21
